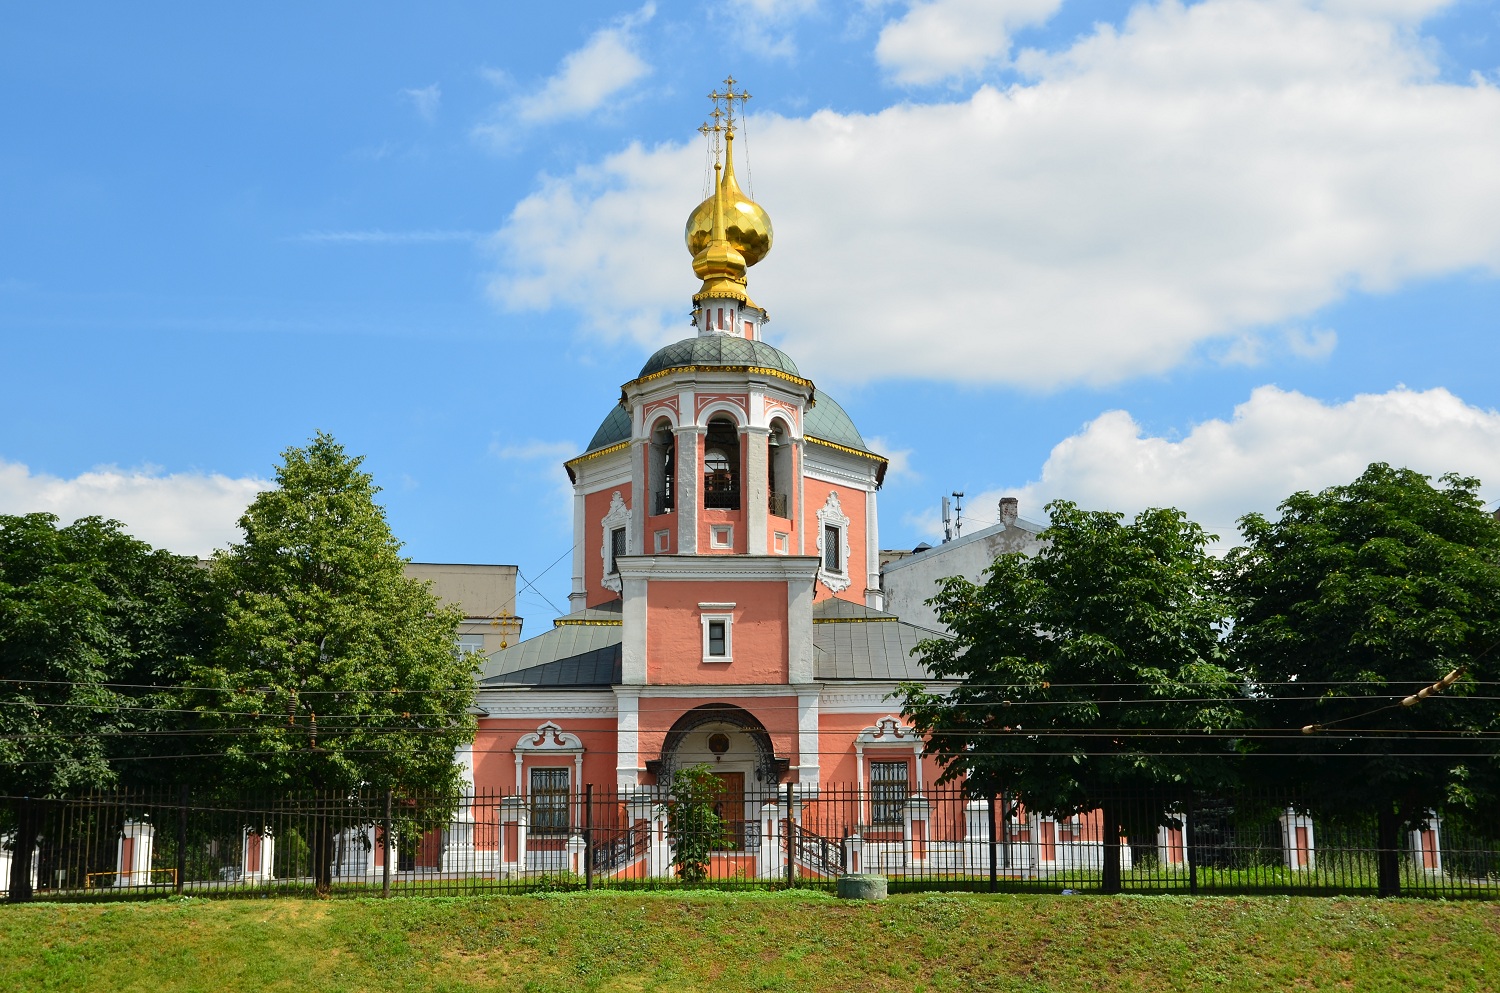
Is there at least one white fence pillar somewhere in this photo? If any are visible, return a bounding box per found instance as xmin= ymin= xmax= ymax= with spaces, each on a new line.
xmin=115 ymin=820 xmax=155 ymax=886
xmin=1280 ymin=809 xmax=1316 ymax=870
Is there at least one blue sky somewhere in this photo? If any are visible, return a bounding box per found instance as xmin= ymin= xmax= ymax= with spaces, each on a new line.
xmin=4 ymin=0 xmax=1500 ymax=624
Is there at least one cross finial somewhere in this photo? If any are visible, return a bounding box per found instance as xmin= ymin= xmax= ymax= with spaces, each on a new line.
xmin=700 ymin=77 xmax=751 ymax=164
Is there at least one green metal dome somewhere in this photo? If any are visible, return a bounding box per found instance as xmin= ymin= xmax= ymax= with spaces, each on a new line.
xmin=584 ymin=403 xmax=631 ymax=454
xmin=804 ymin=390 xmax=871 ymax=453
xmin=637 ymin=335 xmax=801 ymax=379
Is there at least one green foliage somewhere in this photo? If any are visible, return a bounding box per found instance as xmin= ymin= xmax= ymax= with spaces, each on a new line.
xmin=666 ymin=764 xmax=727 ymax=882
xmin=899 ymin=500 xmax=1244 ymax=831
xmin=1224 ymin=463 xmax=1500 ymax=824
xmin=194 ymin=433 xmax=477 ymax=799
xmin=0 ymin=513 xmax=214 ymax=800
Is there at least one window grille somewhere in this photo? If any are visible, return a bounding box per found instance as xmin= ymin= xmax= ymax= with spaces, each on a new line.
xmin=609 ymin=527 xmax=626 ymax=575
xmin=870 ymin=761 xmax=909 ymax=826
xmin=824 ymin=524 xmax=842 ymax=573
xmin=530 ymin=768 xmax=569 ymax=835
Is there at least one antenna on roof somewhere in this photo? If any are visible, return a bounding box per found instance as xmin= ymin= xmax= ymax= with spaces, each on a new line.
xmin=942 ymin=496 xmax=951 ymax=543
xmin=952 ymin=492 xmax=965 ymax=538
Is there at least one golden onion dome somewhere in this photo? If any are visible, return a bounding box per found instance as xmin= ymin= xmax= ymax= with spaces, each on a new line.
xmin=685 ymin=135 xmax=773 ymax=267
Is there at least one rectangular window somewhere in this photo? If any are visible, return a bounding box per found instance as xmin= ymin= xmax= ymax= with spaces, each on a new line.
xmin=530 ymin=768 xmax=570 ymax=835
xmin=824 ymin=524 xmax=842 ymax=572
xmin=609 ymin=527 xmax=627 ymax=574
xmin=700 ymin=611 xmax=733 ymax=662
xmin=455 ymin=633 xmax=486 ymax=656
xmin=870 ymin=761 xmax=909 ymax=826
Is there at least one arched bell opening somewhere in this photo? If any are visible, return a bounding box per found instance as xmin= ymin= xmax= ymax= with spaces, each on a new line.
xmin=703 ymin=416 xmax=741 ymax=510
xmin=649 ymin=417 xmax=676 ymax=515
xmin=767 ymin=417 xmax=793 ymax=519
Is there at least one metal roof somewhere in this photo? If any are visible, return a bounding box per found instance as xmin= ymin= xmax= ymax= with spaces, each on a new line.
xmin=478 ymin=614 xmax=622 ymax=685
xmin=638 ymin=335 xmax=801 ymax=379
xmin=812 ymin=610 xmax=949 ymax=681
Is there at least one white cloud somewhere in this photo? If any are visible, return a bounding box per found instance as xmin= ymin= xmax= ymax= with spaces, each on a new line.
xmin=487 ymin=0 xmax=1500 ymax=389
xmin=939 ymin=385 xmax=1500 ymax=543
xmin=876 ymin=0 xmax=1063 ymax=85
xmin=728 ymin=0 xmax=820 ymax=59
xmin=401 ymin=83 xmax=442 ymax=122
xmin=509 ymin=4 xmax=655 ymax=126
xmin=0 ymin=459 xmax=267 ymax=557
xmin=865 ymin=435 xmax=918 ymax=483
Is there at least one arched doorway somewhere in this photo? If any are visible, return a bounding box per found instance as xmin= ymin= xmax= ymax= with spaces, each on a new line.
xmin=646 ymin=704 xmax=790 ymax=853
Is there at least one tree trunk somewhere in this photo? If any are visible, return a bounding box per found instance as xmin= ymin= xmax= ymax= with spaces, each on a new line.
xmin=312 ymin=816 xmax=335 ymax=898
xmin=5 ymin=797 xmax=37 ymax=903
xmin=1101 ymin=799 xmax=1122 ymax=895
xmin=1376 ymin=806 xmax=1402 ymax=898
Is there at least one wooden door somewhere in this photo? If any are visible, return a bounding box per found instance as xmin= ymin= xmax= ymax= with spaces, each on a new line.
xmin=712 ymin=772 xmax=745 ymax=850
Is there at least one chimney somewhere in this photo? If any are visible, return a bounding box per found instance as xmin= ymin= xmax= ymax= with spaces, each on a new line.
xmin=999 ymin=497 xmax=1019 ymax=529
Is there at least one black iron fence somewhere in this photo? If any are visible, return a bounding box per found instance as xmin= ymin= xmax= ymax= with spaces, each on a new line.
xmin=4 ymin=785 xmax=1497 ymax=901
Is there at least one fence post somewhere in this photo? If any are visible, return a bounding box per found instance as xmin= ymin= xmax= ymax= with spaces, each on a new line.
xmin=382 ymin=789 xmax=392 ymax=899
xmin=1186 ymin=795 xmax=1197 ymax=896
xmin=585 ymin=784 xmax=594 ymax=890
xmin=987 ymin=791 xmax=999 ymax=893
xmin=785 ymin=781 xmax=795 ymax=888
xmin=175 ymin=785 xmax=188 ymax=896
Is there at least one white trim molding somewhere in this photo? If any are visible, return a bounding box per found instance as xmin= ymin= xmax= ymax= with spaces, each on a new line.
xmin=513 ymin=721 xmax=585 ymax=794
xmin=815 ymin=490 xmax=852 ymax=593
xmin=600 ymin=490 xmax=632 ymax=593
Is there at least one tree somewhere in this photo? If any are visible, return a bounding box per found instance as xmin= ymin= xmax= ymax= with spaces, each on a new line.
xmin=666 ymin=764 xmax=727 ymax=883
xmin=1223 ymin=463 xmax=1500 ymax=896
xmin=899 ymin=500 xmax=1243 ymax=893
xmin=194 ymin=433 xmax=476 ymax=894
xmin=0 ymin=513 xmax=214 ymax=901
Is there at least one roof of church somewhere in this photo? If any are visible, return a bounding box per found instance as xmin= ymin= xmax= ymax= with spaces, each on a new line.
xmin=638 ymin=335 xmax=801 ymax=379
xmin=478 ymin=598 xmax=948 ymax=689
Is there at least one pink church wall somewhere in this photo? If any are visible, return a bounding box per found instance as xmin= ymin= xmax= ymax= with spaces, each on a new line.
xmin=803 ymin=479 xmax=869 ymax=604
xmin=645 ymin=580 xmax=788 ymax=684
xmin=470 ymin=717 xmax=619 ymax=795
xmin=583 ymin=483 xmax=631 ymax=608
xmin=815 ymin=711 xmax=943 ymax=789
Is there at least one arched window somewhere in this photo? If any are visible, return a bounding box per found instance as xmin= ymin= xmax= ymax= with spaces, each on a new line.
xmin=767 ymin=418 xmax=792 ymax=518
xmin=703 ymin=417 xmax=741 ymax=510
xmin=650 ymin=419 xmax=675 ymax=514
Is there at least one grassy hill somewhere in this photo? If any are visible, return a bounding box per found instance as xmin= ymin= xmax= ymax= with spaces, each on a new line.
xmin=2 ymin=890 xmax=1496 ymax=992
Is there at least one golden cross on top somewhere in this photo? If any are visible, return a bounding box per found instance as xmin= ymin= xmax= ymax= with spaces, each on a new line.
xmin=699 ymin=77 xmax=751 ymax=163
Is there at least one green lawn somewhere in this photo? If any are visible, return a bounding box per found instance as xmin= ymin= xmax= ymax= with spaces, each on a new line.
xmin=2 ymin=891 xmax=1496 ymax=992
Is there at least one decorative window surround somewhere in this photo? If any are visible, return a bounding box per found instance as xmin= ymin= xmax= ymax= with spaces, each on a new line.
xmin=815 ymin=490 xmax=852 ymax=593
xmin=710 ymin=524 xmax=733 ymax=549
xmin=654 ymin=529 xmax=671 ymax=553
xmin=773 ymin=531 xmax=789 ymax=554
xmin=514 ymin=721 xmax=585 ymax=795
xmin=600 ymin=491 xmax=632 ymax=593
xmin=855 ymin=715 xmax=925 ymax=796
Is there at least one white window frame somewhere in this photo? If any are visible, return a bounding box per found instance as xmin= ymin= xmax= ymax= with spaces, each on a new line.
xmin=815 ymin=490 xmax=852 ymax=593
xmin=654 ymin=529 xmax=671 ymax=553
xmin=710 ymin=524 xmax=733 ymax=549
xmin=698 ymin=602 xmax=735 ymax=663
xmin=773 ymin=531 xmax=789 ymax=554
xmin=600 ymin=490 xmax=631 ymax=593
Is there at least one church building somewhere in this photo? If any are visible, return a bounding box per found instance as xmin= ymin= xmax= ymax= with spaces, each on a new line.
xmin=465 ymin=86 xmax=958 ymax=875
